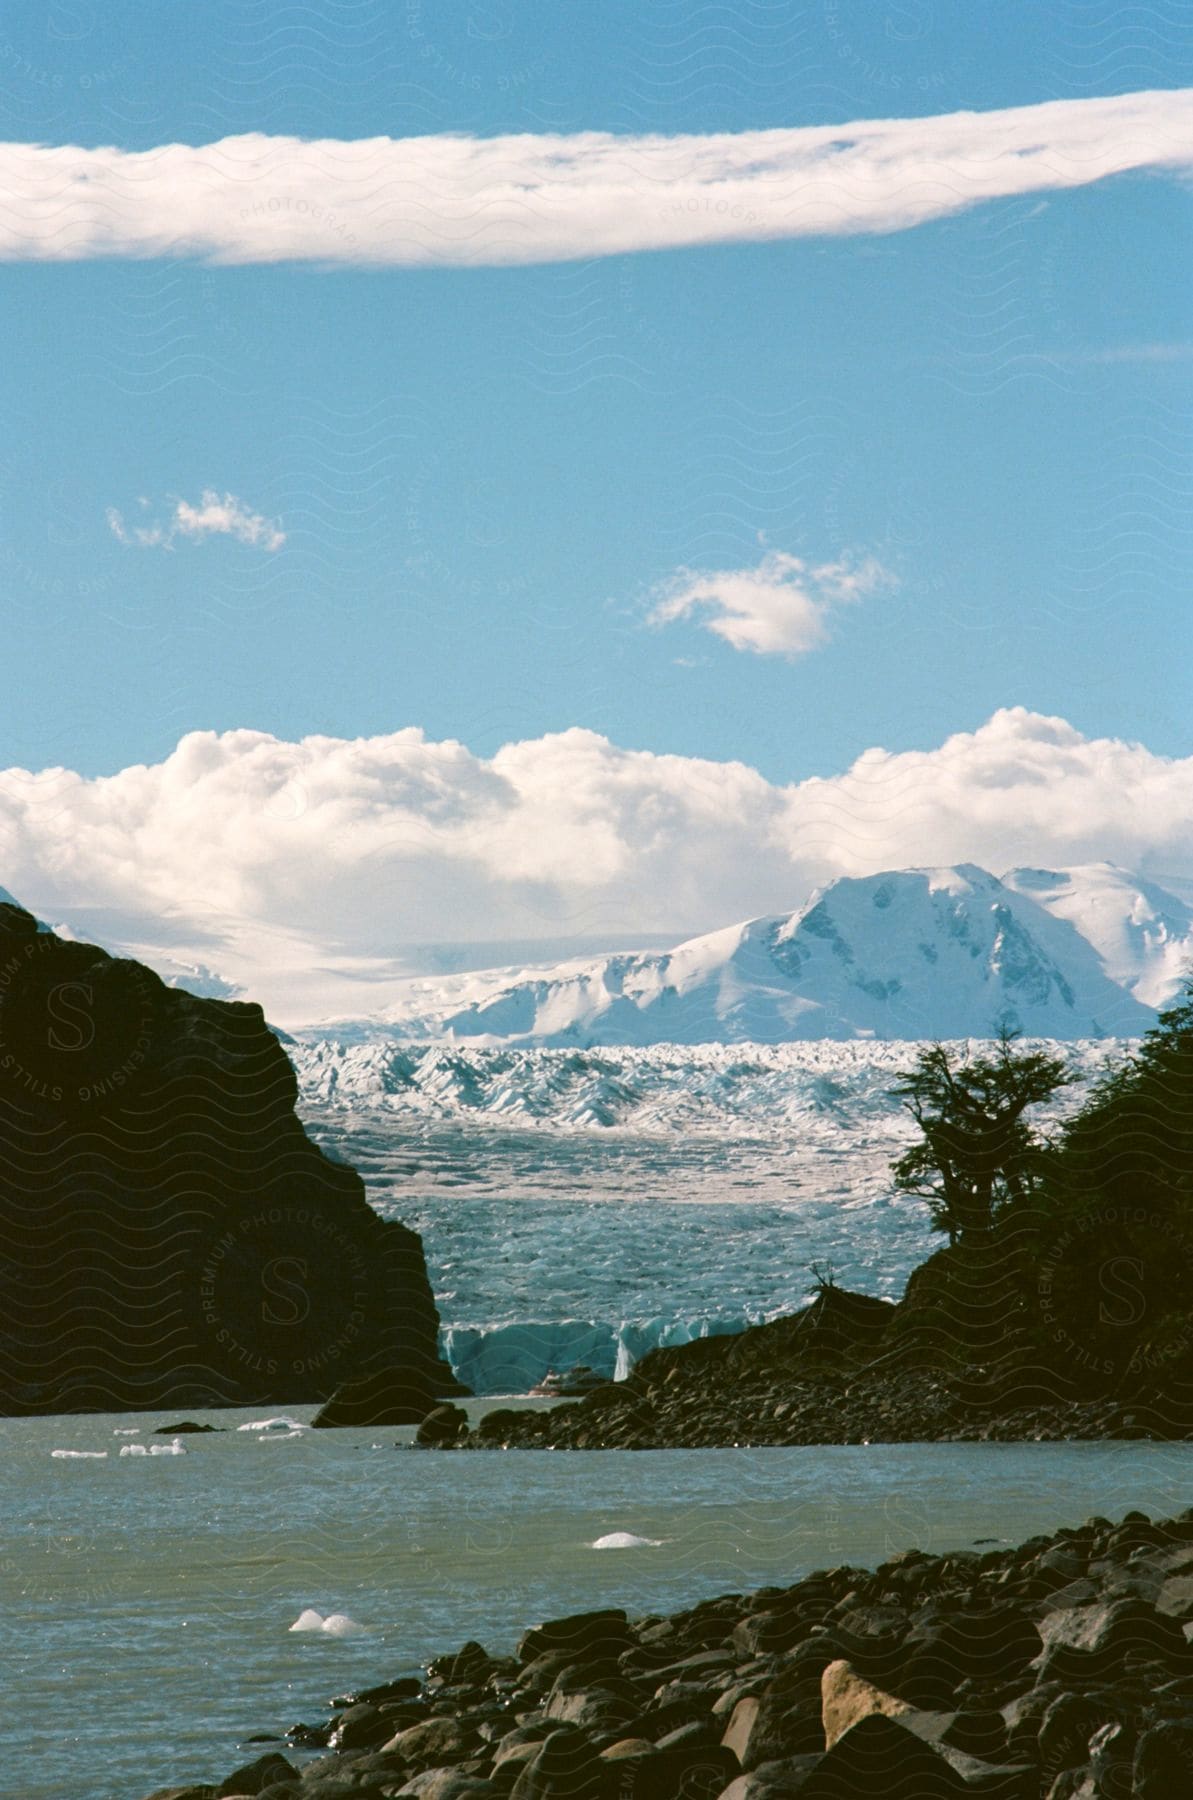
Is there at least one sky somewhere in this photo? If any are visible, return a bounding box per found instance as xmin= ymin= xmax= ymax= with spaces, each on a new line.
xmin=1 ymin=3 xmax=1191 ymax=1014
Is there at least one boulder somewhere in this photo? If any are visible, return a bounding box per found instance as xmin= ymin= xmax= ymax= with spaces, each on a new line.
xmin=394 ymin=1772 xmax=497 ymax=1798
xmin=1133 ymin=1720 xmax=1193 ymax=1797
xmin=901 ymin=1603 xmax=1039 ymax=1701
xmin=384 ymin=1717 xmax=477 ymax=1766
xmin=508 ymin=1727 xmax=615 ymax=1798
xmin=1036 ymin=1692 xmax=1109 ymax=1779
xmin=624 ymin=1742 xmax=738 ymax=1798
xmin=141 ymin=1790 xmax=217 ymax=1800
xmin=820 ymin=1661 xmax=916 ymax=1749
xmin=215 ymin=1756 xmax=297 ymax=1797
xmin=1035 ymin=1598 xmax=1191 ymax=1684
xmin=721 ymin=1675 xmax=823 ymax=1773
xmin=716 ymin=1762 xmax=823 ymax=1799
xmin=799 ymin=1714 xmax=962 ymax=1797
xmin=598 ymin=1739 xmax=655 ymax=1761
xmin=416 ymin=1404 xmax=471 ymax=1447
xmin=1088 ymin=1720 xmax=1134 ymax=1791
xmin=517 ymin=1610 xmax=632 ymax=1666
xmin=721 ymin=1697 xmax=762 ymax=1765
xmin=329 ymin=1704 xmax=399 ymax=1752
xmin=0 ymin=902 xmax=457 ymax=1417
xmin=311 ymin=1369 xmax=445 ymax=1430
xmin=543 ymin=1687 xmax=637 ymax=1731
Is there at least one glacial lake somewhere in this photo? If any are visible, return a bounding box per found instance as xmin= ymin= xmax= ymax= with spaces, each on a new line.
xmin=6 ymin=1406 xmax=1193 ymax=1800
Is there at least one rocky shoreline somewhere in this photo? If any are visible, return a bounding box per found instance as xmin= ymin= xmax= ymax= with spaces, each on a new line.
xmin=144 ymin=1503 xmax=1193 ymax=1798
xmin=410 ymin=1279 xmax=1193 ymax=1452
xmin=420 ymin=1370 xmax=1188 ymax=1454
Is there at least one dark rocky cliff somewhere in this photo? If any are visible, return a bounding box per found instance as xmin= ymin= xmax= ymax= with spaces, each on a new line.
xmin=0 ymin=901 xmax=459 ymax=1419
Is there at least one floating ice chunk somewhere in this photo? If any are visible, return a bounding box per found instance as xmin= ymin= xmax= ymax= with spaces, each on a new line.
xmin=120 ymin=1437 xmax=187 ymax=1457
xmin=289 ymin=1608 xmax=365 ymax=1636
xmin=257 ymin=1427 xmax=305 ymax=1443
xmin=321 ymin=1612 xmax=364 ymax=1636
xmin=238 ymin=1416 xmax=308 ymax=1434
xmin=113 ymin=1428 xmax=142 ymax=1437
xmin=51 ymin=1449 xmax=108 ymax=1459
xmin=591 ymin=1531 xmax=662 ymax=1550
xmin=290 ymin=1608 xmax=328 ymax=1633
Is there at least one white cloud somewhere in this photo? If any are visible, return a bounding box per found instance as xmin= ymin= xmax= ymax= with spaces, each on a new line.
xmin=107 ymin=491 xmax=285 ymax=551
xmin=649 ymin=550 xmax=892 ymax=658
xmin=1 ymin=708 xmax=1192 ymax=1022
xmin=1 ymin=89 xmax=1190 ymax=267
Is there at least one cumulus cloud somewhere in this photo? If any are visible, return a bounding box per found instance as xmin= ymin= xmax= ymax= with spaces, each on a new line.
xmin=1 ymin=708 xmax=1191 ymax=1024
xmin=650 ymin=550 xmax=892 ymax=658
xmin=107 ymin=491 xmax=285 ymax=551
xmin=0 ymin=89 xmax=1190 ymax=266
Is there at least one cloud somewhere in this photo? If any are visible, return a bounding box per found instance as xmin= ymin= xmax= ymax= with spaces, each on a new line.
xmin=2 ymin=708 xmax=1192 ymax=1025
xmin=107 ymin=491 xmax=285 ymax=551
xmin=649 ymin=550 xmax=892 ymax=658
xmin=1 ymin=89 xmax=1191 ymax=266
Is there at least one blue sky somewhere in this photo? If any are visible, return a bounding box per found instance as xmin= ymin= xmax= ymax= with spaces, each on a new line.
xmin=0 ymin=5 xmax=1191 ymax=1009
xmin=2 ymin=1 xmax=1190 ymax=787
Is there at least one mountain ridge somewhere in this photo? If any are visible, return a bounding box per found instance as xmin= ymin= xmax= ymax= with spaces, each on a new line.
xmin=303 ymin=862 xmax=1182 ymax=1047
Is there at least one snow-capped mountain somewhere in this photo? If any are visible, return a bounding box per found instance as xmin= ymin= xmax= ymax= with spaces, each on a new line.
xmin=307 ymin=864 xmax=1166 ymax=1046
xmin=1003 ymin=863 xmax=1193 ymax=1009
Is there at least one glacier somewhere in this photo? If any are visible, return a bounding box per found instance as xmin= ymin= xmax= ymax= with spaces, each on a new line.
xmin=295 ymin=1036 xmax=1124 ymax=1394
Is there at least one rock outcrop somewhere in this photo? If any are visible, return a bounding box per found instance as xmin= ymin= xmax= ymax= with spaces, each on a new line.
xmin=0 ymin=900 xmax=459 ymax=1418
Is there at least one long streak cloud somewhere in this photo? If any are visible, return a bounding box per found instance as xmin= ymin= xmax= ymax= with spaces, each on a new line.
xmin=1 ymin=89 xmax=1191 ymax=267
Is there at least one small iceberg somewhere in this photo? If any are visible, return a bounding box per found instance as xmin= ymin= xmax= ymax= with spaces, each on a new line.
xmin=120 ymin=1437 xmax=187 ymax=1457
xmin=51 ymin=1449 xmax=108 ymax=1460
xmin=289 ymin=1609 xmax=364 ymax=1637
xmin=590 ymin=1531 xmax=663 ymax=1550
xmin=113 ymin=1428 xmax=142 ymax=1437
xmin=238 ymin=1416 xmax=309 ymax=1435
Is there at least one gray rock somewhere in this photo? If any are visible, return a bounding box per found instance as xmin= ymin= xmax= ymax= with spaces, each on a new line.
xmin=394 ymin=1772 xmax=497 ymax=1799
xmin=542 ymin=1687 xmax=637 ymax=1731
xmin=416 ymin=1405 xmax=470 ymax=1448
xmin=327 ymin=1705 xmax=390 ymax=1752
xmin=798 ymin=1714 xmax=962 ymax=1797
xmin=508 ymin=1727 xmax=614 ymax=1798
xmin=716 ymin=1760 xmax=822 ymax=1799
xmin=1035 ymin=1598 xmax=1190 ymax=1684
xmin=1037 ymin=1692 xmax=1108 ymax=1779
xmin=1088 ymin=1720 xmax=1134 ymax=1793
xmin=384 ymin=1717 xmax=477 ymax=1766
xmin=518 ymin=1611 xmax=631 ymax=1667
xmin=1133 ymin=1720 xmax=1193 ymax=1798
xmin=216 ymin=1754 xmax=297 ymax=1797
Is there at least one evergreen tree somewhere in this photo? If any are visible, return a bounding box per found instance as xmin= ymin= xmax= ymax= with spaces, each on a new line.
xmin=892 ymin=1027 xmax=1071 ymax=1244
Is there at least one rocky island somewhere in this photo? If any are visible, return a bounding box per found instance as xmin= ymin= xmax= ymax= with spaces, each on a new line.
xmin=0 ymin=900 xmax=458 ymax=1421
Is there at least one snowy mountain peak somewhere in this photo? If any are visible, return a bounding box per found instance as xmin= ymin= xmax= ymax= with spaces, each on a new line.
xmin=1003 ymin=863 xmax=1193 ymax=1009
xmin=308 ymin=862 xmax=1162 ymax=1047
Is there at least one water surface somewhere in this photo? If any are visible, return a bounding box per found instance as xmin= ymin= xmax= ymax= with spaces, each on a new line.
xmin=5 ymin=1407 xmax=1193 ymax=1800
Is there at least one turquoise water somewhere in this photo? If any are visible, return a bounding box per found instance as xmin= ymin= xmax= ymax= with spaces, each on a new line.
xmin=5 ymin=1406 xmax=1193 ymax=1800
